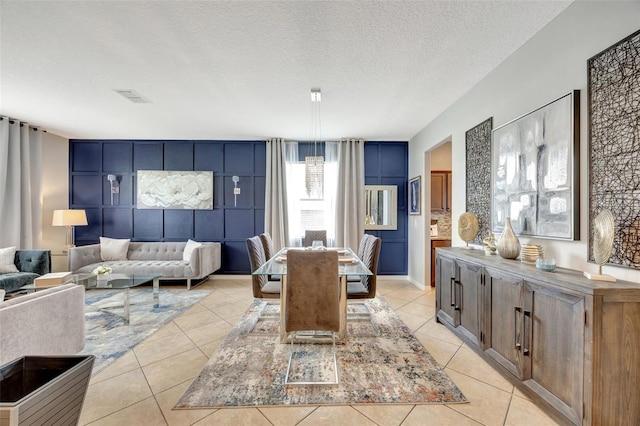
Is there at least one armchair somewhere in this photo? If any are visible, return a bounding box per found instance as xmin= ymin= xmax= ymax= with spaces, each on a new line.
xmin=0 ymin=249 xmax=51 ymax=294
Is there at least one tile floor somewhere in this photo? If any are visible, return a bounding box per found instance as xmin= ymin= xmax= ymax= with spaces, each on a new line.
xmin=78 ymin=277 xmax=561 ymax=425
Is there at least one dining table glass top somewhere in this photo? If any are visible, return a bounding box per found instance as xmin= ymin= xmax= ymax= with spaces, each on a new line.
xmin=252 ymin=247 xmax=372 ymax=277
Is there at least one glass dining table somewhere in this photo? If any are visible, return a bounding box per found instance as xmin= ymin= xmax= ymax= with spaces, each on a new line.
xmin=252 ymin=247 xmax=372 ymax=343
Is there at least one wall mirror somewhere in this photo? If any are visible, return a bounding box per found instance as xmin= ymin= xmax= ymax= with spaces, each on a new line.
xmin=365 ymin=185 xmax=397 ymax=230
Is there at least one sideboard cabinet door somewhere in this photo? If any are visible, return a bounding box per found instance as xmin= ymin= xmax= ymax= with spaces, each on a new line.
xmin=523 ymin=280 xmax=585 ymax=425
xmin=483 ymin=267 xmax=525 ymax=379
xmin=436 ymin=254 xmax=457 ymax=327
xmin=436 ymin=256 xmax=482 ymax=347
xmin=456 ymin=260 xmax=483 ymax=346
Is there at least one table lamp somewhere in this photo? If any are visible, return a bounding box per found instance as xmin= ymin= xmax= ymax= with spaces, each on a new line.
xmin=52 ymin=209 xmax=88 ymax=247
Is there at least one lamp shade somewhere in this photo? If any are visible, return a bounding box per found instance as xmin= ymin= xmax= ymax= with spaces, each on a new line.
xmin=52 ymin=209 xmax=88 ymax=227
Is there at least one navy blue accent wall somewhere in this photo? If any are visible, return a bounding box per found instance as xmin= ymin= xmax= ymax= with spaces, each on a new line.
xmin=69 ymin=140 xmax=265 ymax=274
xmin=364 ymin=142 xmax=408 ymax=275
xmin=69 ymin=139 xmax=407 ymax=275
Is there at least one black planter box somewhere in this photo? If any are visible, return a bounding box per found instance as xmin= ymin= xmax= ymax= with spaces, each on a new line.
xmin=0 ymin=355 xmax=94 ymax=426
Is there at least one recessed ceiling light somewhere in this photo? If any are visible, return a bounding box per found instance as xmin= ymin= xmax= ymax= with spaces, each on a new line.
xmin=114 ymin=89 xmax=150 ymax=103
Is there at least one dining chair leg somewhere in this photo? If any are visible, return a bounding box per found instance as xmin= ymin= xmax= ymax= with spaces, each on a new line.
xmin=280 ymin=275 xmax=289 ymax=344
xmin=284 ymin=331 xmax=339 ymax=385
xmin=347 ymin=301 xmax=380 ymax=337
xmin=248 ymin=301 xmax=280 ymax=335
xmin=338 ymin=275 xmax=347 ymax=343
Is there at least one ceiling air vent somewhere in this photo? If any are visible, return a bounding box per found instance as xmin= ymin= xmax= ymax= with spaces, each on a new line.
xmin=114 ymin=89 xmax=150 ymax=103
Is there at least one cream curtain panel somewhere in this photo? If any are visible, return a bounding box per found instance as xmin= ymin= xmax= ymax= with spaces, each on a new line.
xmin=0 ymin=117 xmax=42 ymax=248
xmin=334 ymin=138 xmax=365 ymax=252
xmin=264 ymin=138 xmax=290 ymax=251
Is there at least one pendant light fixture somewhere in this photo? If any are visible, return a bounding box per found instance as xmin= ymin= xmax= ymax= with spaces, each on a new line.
xmin=305 ymin=88 xmax=324 ymax=198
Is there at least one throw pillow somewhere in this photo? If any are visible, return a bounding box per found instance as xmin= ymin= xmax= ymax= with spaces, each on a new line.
xmin=100 ymin=237 xmax=130 ymax=261
xmin=0 ymin=246 xmax=18 ymax=274
xmin=183 ymin=239 xmax=202 ymax=261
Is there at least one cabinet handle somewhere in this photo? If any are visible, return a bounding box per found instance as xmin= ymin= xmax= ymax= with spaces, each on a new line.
xmin=455 ymin=280 xmax=462 ymax=311
xmin=523 ymin=310 xmax=531 ymax=356
xmin=514 ymin=307 xmax=522 ymax=350
xmin=450 ymin=277 xmax=456 ymax=307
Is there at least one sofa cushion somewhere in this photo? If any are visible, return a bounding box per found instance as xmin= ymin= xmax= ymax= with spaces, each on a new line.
xmin=0 ymin=273 xmax=40 ymax=292
xmin=100 ymin=237 xmax=130 ymax=261
xmin=183 ymin=239 xmax=202 ymax=261
xmin=15 ymin=250 xmax=51 ymax=275
xmin=0 ymin=264 xmax=19 ymax=274
xmin=0 ymin=247 xmax=19 ymax=274
xmin=75 ymin=260 xmax=195 ymax=279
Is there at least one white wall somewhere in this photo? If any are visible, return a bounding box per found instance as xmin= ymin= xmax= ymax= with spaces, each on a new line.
xmin=39 ymin=132 xmax=70 ymax=271
xmin=409 ymin=1 xmax=640 ymax=285
xmin=430 ymin=141 xmax=451 ymax=171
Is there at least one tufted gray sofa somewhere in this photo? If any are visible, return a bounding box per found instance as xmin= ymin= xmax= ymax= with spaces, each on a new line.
xmin=0 ymin=250 xmax=51 ymax=294
xmin=68 ymin=241 xmax=221 ymax=289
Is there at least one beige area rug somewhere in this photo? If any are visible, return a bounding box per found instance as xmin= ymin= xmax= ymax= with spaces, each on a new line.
xmin=175 ymin=297 xmax=467 ymax=408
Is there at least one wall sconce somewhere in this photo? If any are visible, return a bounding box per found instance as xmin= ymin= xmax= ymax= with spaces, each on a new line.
xmin=232 ymin=176 xmax=240 ymax=207
xmin=52 ymin=209 xmax=88 ymax=247
xmin=107 ymin=174 xmax=120 ymax=206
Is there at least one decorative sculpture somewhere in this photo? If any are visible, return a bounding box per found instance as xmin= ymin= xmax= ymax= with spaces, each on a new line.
xmin=458 ymin=212 xmax=479 ymax=249
xmin=482 ymin=231 xmax=497 ymax=255
xmin=584 ymin=209 xmax=616 ymax=282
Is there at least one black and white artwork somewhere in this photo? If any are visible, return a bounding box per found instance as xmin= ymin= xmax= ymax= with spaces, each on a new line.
xmin=465 ymin=117 xmax=493 ymax=245
xmin=409 ymin=176 xmax=421 ymax=215
xmin=492 ymin=91 xmax=579 ymax=239
xmin=588 ymin=29 xmax=640 ymax=269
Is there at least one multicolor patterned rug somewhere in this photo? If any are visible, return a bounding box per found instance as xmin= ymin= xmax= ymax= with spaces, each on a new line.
xmin=175 ymin=297 xmax=467 ymax=408
xmin=80 ymin=288 xmax=210 ymax=374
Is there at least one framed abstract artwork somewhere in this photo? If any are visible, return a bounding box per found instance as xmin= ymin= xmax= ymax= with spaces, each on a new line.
xmin=137 ymin=170 xmax=214 ymax=210
xmin=588 ymin=29 xmax=640 ymax=269
xmin=409 ymin=176 xmax=421 ymax=215
xmin=491 ymin=91 xmax=580 ymax=239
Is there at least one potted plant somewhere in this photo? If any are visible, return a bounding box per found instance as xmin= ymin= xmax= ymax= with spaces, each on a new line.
xmin=92 ymin=265 xmax=112 ymax=284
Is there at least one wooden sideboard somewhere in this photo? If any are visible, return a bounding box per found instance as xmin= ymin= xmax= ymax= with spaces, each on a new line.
xmin=435 ymin=247 xmax=640 ymax=425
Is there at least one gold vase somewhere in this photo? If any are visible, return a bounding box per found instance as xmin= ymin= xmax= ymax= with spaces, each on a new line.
xmin=497 ymin=218 xmax=520 ymax=260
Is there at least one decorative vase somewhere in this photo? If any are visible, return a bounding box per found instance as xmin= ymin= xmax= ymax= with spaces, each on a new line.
xmin=96 ymin=274 xmax=109 ymax=284
xmin=497 ymin=218 xmax=520 ymax=259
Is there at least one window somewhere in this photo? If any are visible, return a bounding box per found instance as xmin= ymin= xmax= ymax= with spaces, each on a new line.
xmin=285 ymin=150 xmax=337 ymax=246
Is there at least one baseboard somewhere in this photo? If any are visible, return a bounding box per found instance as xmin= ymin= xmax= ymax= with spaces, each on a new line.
xmin=209 ymin=274 xmax=252 ymax=280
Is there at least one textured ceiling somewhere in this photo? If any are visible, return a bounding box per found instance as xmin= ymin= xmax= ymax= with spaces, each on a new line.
xmin=0 ymin=1 xmax=572 ymax=141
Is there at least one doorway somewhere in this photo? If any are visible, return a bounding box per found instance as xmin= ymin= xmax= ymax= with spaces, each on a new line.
xmin=424 ymin=140 xmax=452 ymax=288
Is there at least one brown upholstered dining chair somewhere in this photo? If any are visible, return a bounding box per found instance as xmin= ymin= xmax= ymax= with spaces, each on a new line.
xmin=284 ymin=249 xmax=340 ymax=385
xmin=259 ymin=232 xmax=276 ymax=261
xmin=259 ymin=232 xmax=280 ymax=282
xmin=245 ymin=236 xmax=280 ymax=299
xmin=304 ymin=230 xmax=327 ymax=247
xmin=346 ymin=234 xmax=381 ymax=336
xmin=347 ymin=234 xmax=381 ymax=300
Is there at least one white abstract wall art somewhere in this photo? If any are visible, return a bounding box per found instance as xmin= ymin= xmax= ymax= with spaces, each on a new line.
xmin=137 ymin=170 xmax=213 ymax=210
xmin=491 ymin=91 xmax=580 ymax=240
